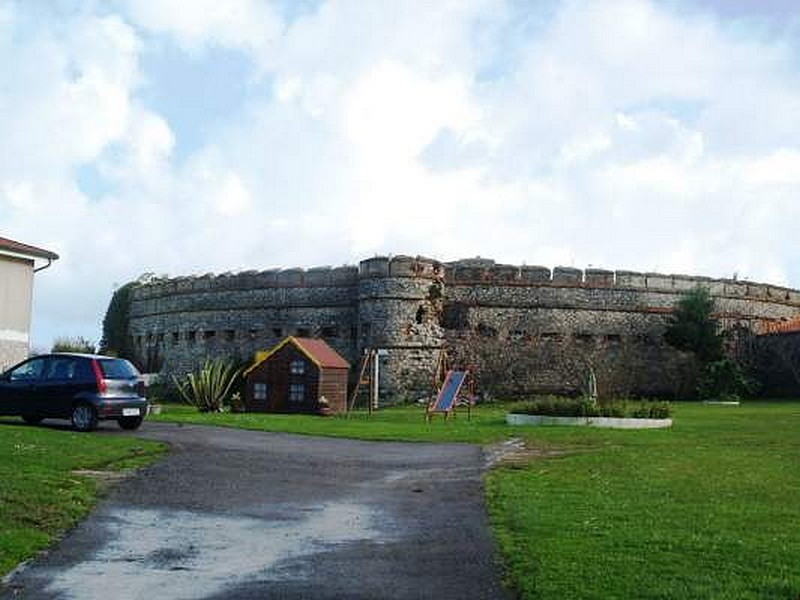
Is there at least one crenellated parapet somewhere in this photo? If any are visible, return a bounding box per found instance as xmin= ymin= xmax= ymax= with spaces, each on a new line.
xmin=441 ymin=259 xmax=800 ymax=307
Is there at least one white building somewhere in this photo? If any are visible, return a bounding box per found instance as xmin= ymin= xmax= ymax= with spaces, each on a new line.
xmin=0 ymin=236 xmax=58 ymax=369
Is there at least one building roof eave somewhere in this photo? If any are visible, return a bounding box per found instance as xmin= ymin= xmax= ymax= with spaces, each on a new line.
xmin=0 ymin=236 xmax=59 ymax=262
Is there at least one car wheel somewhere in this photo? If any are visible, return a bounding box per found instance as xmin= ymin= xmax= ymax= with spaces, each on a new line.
xmin=71 ymin=403 xmax=98 ymax=432
xmin=118 ymin=416 xmax=144 ymax=431
xmin=22 ymin=415 xmax=43 ymax=425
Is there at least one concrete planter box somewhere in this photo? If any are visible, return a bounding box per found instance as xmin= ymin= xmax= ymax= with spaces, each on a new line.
xmin=506 ymin=413 xmax=672 ymax=429
xmin=702 ymin=400 xmax=740 ymax=406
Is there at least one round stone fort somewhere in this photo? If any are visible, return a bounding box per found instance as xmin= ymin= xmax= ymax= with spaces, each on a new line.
xmin=124 ymin=255 xmax=800 ymax=401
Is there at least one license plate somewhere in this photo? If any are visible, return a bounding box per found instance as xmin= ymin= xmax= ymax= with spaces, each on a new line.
xmin=122 ymin=408 xmax=141 ymax=417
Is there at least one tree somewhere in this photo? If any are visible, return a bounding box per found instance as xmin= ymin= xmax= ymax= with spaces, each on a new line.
xmin=664 ymin=287 xmax=723 ymax=363
xmin=665 ymin=286 xmax=756 ymax=399
xmin=51 ymin=336 xmax=96 ymax=354
xmin=100 ymin=281 xmax=138 ymax=360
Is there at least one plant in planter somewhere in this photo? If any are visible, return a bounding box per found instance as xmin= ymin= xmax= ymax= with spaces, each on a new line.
xmin=229 ymin=392 xmax=246 ymax=413
xmin=318 ymin=396 xmax=332 ymax=417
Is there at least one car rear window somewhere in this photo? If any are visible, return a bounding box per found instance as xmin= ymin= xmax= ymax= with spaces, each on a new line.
xmin=97 ymin=359 xmax=139 ymax=379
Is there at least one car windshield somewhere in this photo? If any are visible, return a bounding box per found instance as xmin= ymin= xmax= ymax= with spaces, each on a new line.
xmin=97 ymin=359 xmax=139 ymax=379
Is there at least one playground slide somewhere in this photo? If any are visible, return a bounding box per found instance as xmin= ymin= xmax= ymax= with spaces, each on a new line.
xmin=431 ymin=370 xmax=467 ymax=412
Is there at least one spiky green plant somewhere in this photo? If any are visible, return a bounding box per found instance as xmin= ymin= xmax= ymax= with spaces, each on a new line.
xmin=171 ymin=359 xmax=242 ymax=413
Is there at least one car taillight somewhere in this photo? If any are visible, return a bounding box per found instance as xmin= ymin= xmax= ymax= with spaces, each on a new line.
xmin=91 ymin=360 xmax=108 ymax=394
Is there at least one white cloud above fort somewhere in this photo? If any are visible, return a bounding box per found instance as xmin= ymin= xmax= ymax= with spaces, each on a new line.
xmin=1 ymin=0 xmax=800 ymax=347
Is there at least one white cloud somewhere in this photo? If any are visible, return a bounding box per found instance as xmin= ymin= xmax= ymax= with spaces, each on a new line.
xmin=742 ymin=149 xmax=800 ymax=186
xmin=122 ymin=0 xmax=282 ymax=55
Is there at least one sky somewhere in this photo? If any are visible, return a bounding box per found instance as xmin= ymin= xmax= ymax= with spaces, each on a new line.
xmin=2 ymin=0 xmax=800 ymax=351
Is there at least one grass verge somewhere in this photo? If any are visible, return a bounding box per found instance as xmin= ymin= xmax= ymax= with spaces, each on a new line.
xmin=150 ymin=402 xmax=519 ymax=444
xmin=487 ymin=401 xmax=800 ymax=599
xmin=154 ymin=400 xmax=800 ymax=598
xmin=0 ymin=421 xmax=165 ymax=577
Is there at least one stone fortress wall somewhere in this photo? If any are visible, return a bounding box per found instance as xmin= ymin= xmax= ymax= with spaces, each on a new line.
xmin=127 ymin=256 xmax=800 ymax=401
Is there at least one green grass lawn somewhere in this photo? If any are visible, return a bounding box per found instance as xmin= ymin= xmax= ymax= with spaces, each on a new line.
xmin=154 ymin=400 xmax=800 ymax=599
xmin=150 ymin=402 xmax=519 ymax=444
xmin=0 ymin=421 xmax=165 ymax=577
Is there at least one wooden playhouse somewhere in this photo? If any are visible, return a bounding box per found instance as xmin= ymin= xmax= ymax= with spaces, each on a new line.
xmin=243 ymin=337 xmax=350 ymax=414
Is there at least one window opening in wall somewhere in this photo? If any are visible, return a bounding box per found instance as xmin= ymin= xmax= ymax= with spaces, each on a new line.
xmin=289 ymin=383 xmax=305 ymax=403
xmin=510 ymin=330 xmax=525 ymax=341
xmin=290 ymin=360 xmax=305 ymax=375
xmin=442 ymin=302 xmax=469 ymax=330
xmin=187 ymin=331 xmax=196 ymax=345
xmin=156 ymin=333 xmax=164 ymax=344
xmin=172 ymin=332 xmax=180 ymax=345
xmin=224 ymin=330 xmax=235 ymax=342
xmin=361 ymin=323 xmax=371 ymax=337
xmin=576 ymin=333 xmax=593 ymax=343
xmin=272 ymin=327 xmax=283 ymax=338
xmin=605 ymin=334 xmax=622 ymax=343
xmin=541 ymin=332 xmax=560 ymax=340
xmin=415 ymin=305 xmax=426 ymax=324
xmin=321 ymin=326 xmax=338 ymax=338
xmin=253 ymin=383 xmax=267 ymax=401
xmin=477 ymin=323 xmax=497 ymax=338
xmin=204 ymin=330 xmax=216 ymax=341
xmin=296 ymin=327 xmax=310 ymax=337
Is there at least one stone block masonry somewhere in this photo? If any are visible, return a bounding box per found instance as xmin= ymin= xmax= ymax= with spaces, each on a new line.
xmin=124 ymin=256 xmax=800 ymax=402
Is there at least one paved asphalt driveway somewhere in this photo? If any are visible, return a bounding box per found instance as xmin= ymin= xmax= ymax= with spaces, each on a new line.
xmin=3 ymin=422 xmax=509 ymax=599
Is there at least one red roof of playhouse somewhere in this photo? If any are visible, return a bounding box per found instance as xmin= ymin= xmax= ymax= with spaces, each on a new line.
xmin=0 ymin=236 xmax=59 ymax=261
xmin=244 ymin=336 xmax=350 ymax=376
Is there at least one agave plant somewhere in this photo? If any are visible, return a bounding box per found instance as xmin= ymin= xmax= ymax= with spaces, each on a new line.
xmin=172 ymin=359 xmax=242 ymax=412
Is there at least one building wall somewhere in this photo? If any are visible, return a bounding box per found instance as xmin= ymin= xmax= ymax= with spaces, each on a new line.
xmin=0 ymin=255 xmax=34 ymax=370
xmin=126 ymin=256 xmax=800 ymax=401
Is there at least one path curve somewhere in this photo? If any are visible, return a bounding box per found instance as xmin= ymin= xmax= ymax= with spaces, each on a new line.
xmin=2 ymin=422 xmax=509 ymax=599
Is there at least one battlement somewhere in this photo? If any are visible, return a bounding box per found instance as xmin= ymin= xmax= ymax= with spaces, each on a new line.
xmin=442 ymin=260 xmax=800 ymax=306
xmin=129 ymin=256 xmax=800 ymax=307
xmin=131 ymin=265 xmax=361 ymax=300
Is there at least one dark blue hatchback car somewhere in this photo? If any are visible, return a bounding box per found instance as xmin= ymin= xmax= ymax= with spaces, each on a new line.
xmin=0 ymin=353 xmax=148 ymax=431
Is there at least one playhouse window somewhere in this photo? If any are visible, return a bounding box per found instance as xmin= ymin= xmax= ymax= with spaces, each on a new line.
xmin=289 ymin=383 xmax=305 ymax=402
xmin=290 ymin=360 xmax=306 ymax=375
xmin=253 ymin=383 xmax=267 ymax=401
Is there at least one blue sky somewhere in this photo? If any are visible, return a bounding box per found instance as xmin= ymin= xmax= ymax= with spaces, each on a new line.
xmin=2 ymin=0 xmax=800 ymax=350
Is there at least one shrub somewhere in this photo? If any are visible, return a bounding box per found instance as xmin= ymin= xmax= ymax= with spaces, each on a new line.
xmin=697 ymin=358 xmax=759 ymax=401
xmin=647 ymin=402 xmax=672 ymax=419
xmin=172 ymin=359 xmax=242 ymax=413
xmin=51 ymin=336 xmax=96 ymax=354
